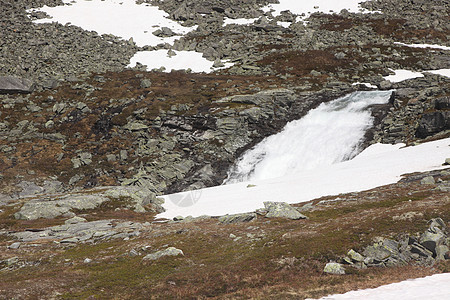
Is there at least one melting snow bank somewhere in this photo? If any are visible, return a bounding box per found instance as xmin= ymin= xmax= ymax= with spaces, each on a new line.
xmin=158 ymin=137 xmax=450 ymax=219
xmin=225 ymin=91 xmax=393 ymax=183
xmin=425 ymin=69 xmax=450 ymax=78
xmin=384 ymin=68 xmax=450 ymax=83
xmin=383 ymin=69 xmax=424 ymax=83
xmin=311 ymin=273 xmax=450 ymax=300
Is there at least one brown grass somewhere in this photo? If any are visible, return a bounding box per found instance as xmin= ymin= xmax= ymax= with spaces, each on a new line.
xmin=0 ymin=170 xmax=448 ymax=299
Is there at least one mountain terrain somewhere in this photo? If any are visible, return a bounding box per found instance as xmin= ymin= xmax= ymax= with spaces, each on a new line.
xmin=0 ymin=0 xmax=449 ymax=298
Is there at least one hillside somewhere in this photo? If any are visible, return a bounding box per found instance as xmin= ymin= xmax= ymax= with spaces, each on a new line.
xmin=0 ymin=0 xmax=449 ymax=298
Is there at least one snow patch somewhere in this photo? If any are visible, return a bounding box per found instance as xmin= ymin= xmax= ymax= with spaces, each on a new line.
xmin=383 ymin=69 xmax=424 ymax=83
xmin=28 ymin=0 xmax=196 ymax=47
xmin=312 ymin=273 xmax=450 ymax=300
xmin=353 ymin=82 xmax=378 ymax=89
xmin=223 ymin=18 xmax=258 ymax=26
xmin=128 ymin=50 xmax=233 ymax=73
xmin=425 ymin=69 xmax=450 ymax=78
xmin=394 ymin=42 xmax=450 ymax=51
xmin=262 ymin=0 xmax=373 ymax=18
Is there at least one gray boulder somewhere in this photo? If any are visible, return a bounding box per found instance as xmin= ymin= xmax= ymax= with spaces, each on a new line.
xmin=142 ymin=247 xmax=184 ymax=260
xmin=263 ymin=202 xmax=308 ymax=220
xmin=420 ymin=176 xmax=435 ymax=185
xmin=0 ymin=76 xmax=34 ymax=93
xmin=218 ymin=213 xmax=257 ymax=224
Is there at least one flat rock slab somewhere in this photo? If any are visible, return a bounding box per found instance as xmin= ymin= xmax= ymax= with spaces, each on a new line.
xmin=143 ymin=247 xmax=184 ymax=260
xmin=12 ymin=219 xmax=144 ymax=243
xmin=0 ymin=76 xmax=34 ymax=93
xmin=264 ymin=201 xmax=308 ymax=220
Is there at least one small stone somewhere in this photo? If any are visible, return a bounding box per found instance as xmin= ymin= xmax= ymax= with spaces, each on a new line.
xmin=142 ymin=247 xmax=184 ymax=260
xmin=5 ymin=257 xmax=19 ymax=267
xmin=8 ymin=242 xmax=21 ymax=249
xmin=140 ymin=79 xmax=152 ymax=89
xmin=420 ymin=176 xmax=435 ymax=185
xmin=444 ymin=158 xmax=450 ymax=165
xmin=106 ymin=154 xmax=116 ymax=162
xmin=213 ymin=59 xmax=225 ymax=68
xmin=173 ymin=216 xmax=184 ymax=221
xmin=324 ymin=262 xmax=345 ymax=275
xmin=83 ymin=258 xmax=92 ymax=264
xmin=65 ymin=216 xmax=87 ymax=225
xmin=120 ymin=150 xmax=128 ymax=161
xmin=45 ymin=120 xmax=54 ymax=128
xmin=348 ymin=249 xmax=364 ymax=262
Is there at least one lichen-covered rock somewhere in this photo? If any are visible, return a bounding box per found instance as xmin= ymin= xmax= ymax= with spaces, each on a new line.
xmin=347 ymin=249 xmax=365 ymax=262
xmin=263 ymin=202 xmax=308 ymax=220
xmin=324 ymin=262 xmax=345 ymax=275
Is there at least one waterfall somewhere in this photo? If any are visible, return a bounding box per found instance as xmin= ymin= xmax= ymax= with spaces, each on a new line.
xmin=225 ymin=90 xmax=392 ymax=184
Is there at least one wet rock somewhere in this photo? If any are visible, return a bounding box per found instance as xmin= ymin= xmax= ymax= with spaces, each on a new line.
xmin=263 ymin=202 xmax=308 ymax=220
xmin=142 ymin=247 xmax=184 ymax=260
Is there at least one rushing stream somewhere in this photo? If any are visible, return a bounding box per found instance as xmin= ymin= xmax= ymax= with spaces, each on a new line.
xmin=225 ymin=90 xmax=393 ymax=183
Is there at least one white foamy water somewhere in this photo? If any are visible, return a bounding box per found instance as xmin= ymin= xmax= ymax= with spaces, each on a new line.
xmin=225 ymin=91 xmax=393 ymax=183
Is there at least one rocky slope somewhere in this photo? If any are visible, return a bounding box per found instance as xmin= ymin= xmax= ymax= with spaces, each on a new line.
xmin=0 ymin=0 xmax=449 ymax=298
